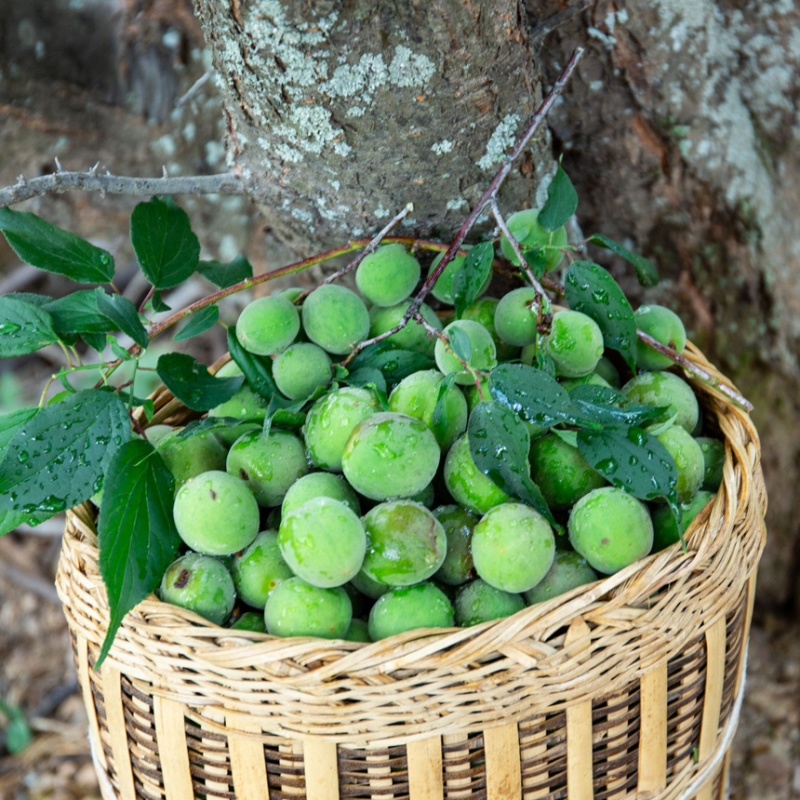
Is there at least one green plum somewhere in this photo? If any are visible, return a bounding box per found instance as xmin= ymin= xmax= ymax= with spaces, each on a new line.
xmin=173 ymin=471 xmax=260 ymax=556
xmin=543 ymin=310 xmax=604 ymax=378
xmin=471 ymin=503 xmax=556 ymax=593
xmin=229 ymin=611 xmax=268 ymax=633
xmin=433 ymin=504 xmax=478 ymax=586
xmin=231 ymin=530 xmax=294 ymax=608
xmin=350 ymin=568 xmax=391 ymax=600
xmin=226 ymin=429 xmax=309 ymax=507
xmin=344 ymin=618 xmax=372 ymax=643
xmin=499 ymin=208 xmax=568 ymax=272
xmin=388 ymin=369 xmax=468 ymax=450
xmin=361 ymin=501 xmax=447 ymax=586
xmin=656 ymin=425 xmax=705 ymax=503
xmin=523 ymin=550 xmax=598 ymax=605
xmin=303 ymin=386 xmax=378 ymax=472
xmin=460 ymin=296 xmax=519 ymax=361
xmin=368 ymin=582 xmax=454 ymax=641
xmin=622 ymin=371 xmax=700 ymax=433
xmin=301 ymin=284 xmax=370 ymax=355
xmin=494 ymin=286 xmax=541 ymax=347
xmin=356 ymin=244 xmax=421 ymax=307
xmin=434 ymin=320 xmax=497 ymax=385
xmin=443 ymin=434 xmax=510 ymax=514
xmin=634 ymin=304 xmax=687 ymax=370
xmin=160 ymin=552 xmax=236 ymax=626
xmin=272 ymin=342 xmax=332 ymax=400
xmin=368 ymin=300 xmax=443 ymax=356
xmin=695 ymin=436 xmax=725 ymax=492
xmin=236 ymin=294 xmax=300 ymax=356
xmin=281 ymin=472 xmax=361 ymax=516
xmin=568 ymin=487 xmax=653 ymax=574
xmin=651 ymin=490 xmax=715 ymax=551
xmin=454 ymin=579 xmax=525 ymax=627
xmin=264 ymin=577 xmax=352 ymax=639
xmin=156 ymin=429 xmax=228 ymax=486
xmin=428 ymin=251 xmax=491 ymax=305
xmin=341 ymin=412 xmax=440 ymax=501
xmin=529 ymin=433 xmax=606 ymax=509
xmin=278 ymin=497 xmax=367 ymax=588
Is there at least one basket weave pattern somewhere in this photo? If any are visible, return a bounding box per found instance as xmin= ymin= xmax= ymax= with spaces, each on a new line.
xmin=56 ymin=345 xmax=767 ymax=800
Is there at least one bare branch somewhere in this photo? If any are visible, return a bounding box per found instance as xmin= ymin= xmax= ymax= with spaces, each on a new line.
xmin=0 ymin=170 xmax=249 ymax=208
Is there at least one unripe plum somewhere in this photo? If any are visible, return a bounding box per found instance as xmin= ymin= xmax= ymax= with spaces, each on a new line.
xmin=471 ymin=502 xmax=555 ymax=593
xmin=360 ymin=500 xmax=447 ymax=586
xmin=434 ymin=320 xmax=497 ymax=385
xmin=301 ymin=284 xmax=370 ymax=355
xmin=529 ymin=433 xmax=606 ymax=509
xmin=634 ymin=304 xmax=687 ymax=370
xmin=388 ymin=369 xmax=468 ymax=450
xmin=278 ymin=497 xmax=367 ymax=588
xmin=345 ymin=618 xmax=371 ymax=643
xmin=443 ymin=434 xmax=510 ymax=514
xmin=342 ymin=412 xmax=440 ymax=501
xmin=264 ymin=577 xmax=352 ymax=639
xmin=156 ymin=429 xmax=227 ymax=486
xmin=454 ymin=579 xmax=525 ymax=627
xmin=159 ymin=552 xmax=236 ymax=625
xmin=651 ymin=490 xmax=715 ymax=551
xmin=523 ymin=550 xmax=598 ymax=605
xmin=695 ymin=436 xmax=725 ymax=492
xmin=350 ymin=568 xmax=391 ymax=600
xmin=543 ymin=309 xmax=604 ymax=378
xmin=281 ymin=472 xmax=361 ymax=516
xmin=272 ymin=342 xmax=332 ymax=400
xmin=368 ymin=582 xmax=454 ymax=641
xmin=230 ymin=611 xmax=268 ymax=632
xmin=432 ymin=504 xmax=478 ymax=586
xmin=231 ymin=530 xmax=294 ymax=608
xmin=428 ymin=251 xmax=491 ymax=305
xmin=173 ymin=470 xmax=260 ymax=556
xmin=303 ymin=387 xmax=378 ymax=472
xmin=622 ymin=371 xmax=700 ymax=433
xmin=356 ymin=244 xmax=421 ymax=307
xmin=226 ymin=429 xmax=309 ymax=507
xmin=493 ymin=286 xmax=540 ymax=347
xmin=368 ymin=300 xmax=443 ymax=356
xmin=460 ymin=296 xmax=519 ymax=361
xmin=499 ymin=208 xmax=568 ymax=273
xmin=236 ymin=294 xmax=300 ymax=356
xmin=655 ymin=425 xmax=705 ymax=503
xmin=568 ymin=487 xmax=653 ymax=574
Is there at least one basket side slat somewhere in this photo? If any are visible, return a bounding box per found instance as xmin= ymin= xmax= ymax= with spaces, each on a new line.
xmin=75 ymin=636 xmax=108 ymax=773
xmin=565 ymin=617 xmax=594 ymax=799
xmin=484 ymin=723 xmax=522 ymax=800
xmin=695 ymin=618 xmax=727 ymax=800
xmin=303 ymin=739 xmax=341 ymax=800
xmin=227 ymin=711 xmax=271 ymax=800
xmin=636 ymin=662 xmax=668 ymax=797
xmin=101 ymin=666 xmax=137 ymax=800
xmin=407 ymin=736 xmax=444 ymax=800
xmin=153 ymin=696 xmax=194 ymax=799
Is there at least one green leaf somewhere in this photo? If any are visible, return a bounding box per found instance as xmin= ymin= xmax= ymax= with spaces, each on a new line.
xmin=150 ymin=292 xmax=171 ymax=312
xmin=156 ymin=353 xmax=244 ymax=412
xmin=538 ymin=166 xmax=578 ymax=231
xmin=468 ymin=402 xmax=554 ymax=523
xmin=176 ymin=416 xmax=259 ymax=441
xmin=174 ymin=305 xmax=219 ymax=342
xmin=577 ymin=426 xmax=679 ymax=504
xmin=96 ymin=292 xmax=149 ymax=348
xmin=432 ymin=372 xmax=458 ymax=446
xmin=5 ymin=292 xmax=53 ymax=307
xmin=227 ymin=325 xmax=282 ymax=400
xmin=0 ymin=207 xmax=115 ymax=284
xmin=564 ymin=261 xmax=638 ymax=370
xmin=567 ymin=384 xmax=669 ymax=429
xmin=447 ymin=325 xmax=472 ymax=363
xmin=454 ymin=242 xmax=494 ymax=317
xmin=0 ymin=390 xmax=131 ymax=517
xmin=0 ymin=408 xmax=38 ymax=453
xmin=346 ymin=367 xmax=387 ymax=394
xmin=349 ymin=342 xmax=435 ymax=389
xmin=489 ymin=363 xmax=587 ymax=428
xmin=0 ymin=296 xmax=59 ymax=358
xmin=0 ymin=700 xmax=33 ymax=754
xmin=198 ymin=255 xmax=253 ymax=288
xmin=130 ymin=197 xmax=200 ymax=290
xmin=589 ymin=234 xmax=660 ymax=287
xmin=96 ymin=439 xmax=181 ymax=668
xmin=43 ymin=290 xmax=117 ymax=338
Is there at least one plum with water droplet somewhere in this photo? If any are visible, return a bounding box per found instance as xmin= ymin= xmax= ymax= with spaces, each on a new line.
xmin=356 ymin=243 xmax=421 ymax=307
xmin=272 ymin=342 xmax=332 ymax=400
xmin=530 ymin=432 xmax=606 ymax=509
xmin=235 ymin=294 xmax=300 ymax=356
xmin=368 ymin=299 xmax=443 ymax=356
xmin=499 ymin=208 xmax=568 ymax=273
xmin=231 ymin=530 xmax=294 ymax=608
xmin=432 ymin=504 xmax=478 ymax=585
xmin=301 ymin=284 xmax=370 ymax=355
xmin=542 ymin=309 xmax=604 ymax=378
xmin=634 ymin=304 xmax=687 ymax=370
xmin=443 ymin=434 xmax=510 ymax=514
xmin=368 ymin=582 xmax=454 ymax=641
xmin=655 ymin=425 xmax=705 ymax=503
xmin=494 ymin=286 xmax=541 ymax=347
xmin=523 ymin=550 xmax=598 ymax=605
xmin=159 ymin=552 xmax=236 ymax=625
xmin=454 ymin=578 xmax=525 ymax=626
xmin=434 ymin=320 xmax=497 ymax=385
xmin=264 ymin=577 xmax=352 ymax=639
xmin=281 ymin=471 xmax=361 ymax=516
xmin=622 ymin=371 xmax=699 ymax=433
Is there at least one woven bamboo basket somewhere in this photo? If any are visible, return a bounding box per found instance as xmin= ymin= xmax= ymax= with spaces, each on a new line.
xmin=56 ymin=342 xmax=766 ymax=800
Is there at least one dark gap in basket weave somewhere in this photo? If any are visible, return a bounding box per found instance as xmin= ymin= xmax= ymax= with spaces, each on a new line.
xmin=519 ymin=710 xmax=568 ymax=798
xmin=720 ymin=592 xmax=747 ymax=726
xmin=338 ymin=743 xmax=409 ymax=798
xmin=184 ymin=715 xmax=234 ymax=799
xmin=264 ymin=742 xmax=306 ymax=799
xmin=591 ymin=687 xmax=642 ymax=799
xmin=119 ymin=675 xmax=165 ymax=799
xmin=665 ymin=633 xmax=707 ymax=780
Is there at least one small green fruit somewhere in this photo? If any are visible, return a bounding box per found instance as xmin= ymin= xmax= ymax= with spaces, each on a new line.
xmin=368 ymin=300 xmax=443 ymax=356
xmin=428 ymin=251 xmax=491 ymax=305
xmin=500 ymin=208 xmax=568 ymax=272
xmin=523 ymin=550 xmax=598 ymax=605
xmin=281 ymin=472 xmax=361 ymax=517
xmin=368 ymin=582 xmax=454 ymax=641
xmin=634 ymin=304 xmax=687 ymax=370
xmin=432 ymin=504 xmax=478 ymax=586
xmin=264 ymin=577 xmax=352 ymax=639
xmin=543 ymin=310 xmax=604 ymax=378
xmin=160 ymin=552 xmax=236 ymax=626
xmin=529 ymin=433 xmax=606 ymax=509
xmin=494 ymin=287 xmax=540 ymax=347
xmin=231 ymin=530 xmax=293 ymax=609
xmin=622 ymin=371 xmax=700 ymax=433
xmin=454 ymin=579 xmax=525 ymax=627
xmin=301 ymin=284 xmax=370 ymax=355
xmin=272 ymin=342 xmax=332 ymax=400
xmin=236 ymin=294 xmax=300 ymax=356
xmin=434 ymin=320 xmax=497 ymax=385
xmin=356 ymin=244 xmax=421 ymax=307
xmin=443 ymin=433 xmax=510 ymax=515
xmin=656 ymin=425 xmax=705 ymax=503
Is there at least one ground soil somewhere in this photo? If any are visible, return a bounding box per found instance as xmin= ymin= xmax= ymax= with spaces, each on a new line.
xmin=0 ymin=529 xmax=798 ymax=799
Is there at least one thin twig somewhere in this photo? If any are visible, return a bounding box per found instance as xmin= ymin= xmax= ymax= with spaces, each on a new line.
xmin=0 ymin=170 xmax=248 ymax=208
xmin=530 ymin=0 xmax=591 ymax=46
xmin=637 ymin=331 xmax=753 ymax=411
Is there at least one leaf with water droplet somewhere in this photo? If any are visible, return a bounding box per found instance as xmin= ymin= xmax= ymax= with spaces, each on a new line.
xmin=454 ymin=241 xmax=494 ymax=317
xmin=156 ymin=353 xmax=245 ymax=412
xmin=96 ymin=291 xmax=149 ymax=348
xmin=468 ymin=401 xmax=554 ymax=524
xmin=0 ymin=390 xmax=130 ymax=521
xmin=539 ymin=165 xmax=578 ymax=231
xmin=577 ymin=427 xmax=678 ymax=504
xmin=0 ymin=206 xmax=115 ymax=284
xmin=0 ymin=297 xmax=59 ymax=358
xmin=97 ymin=439 xmax=181 ymax=668
xmin=588 ymin=234 xmax=660 ymax=287
xmin=349 ymin=341 xmax=434 ymax=391
xmin=567 ymin=384 xmax=669 ymax=429
xmin=0 ymin=407 xmax=38 ymax=454
xmin=563 ymin=261 xmax=638 ymax=370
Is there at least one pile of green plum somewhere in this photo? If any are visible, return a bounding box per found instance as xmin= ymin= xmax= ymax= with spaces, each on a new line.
xmin=153 ymin=219 xmax=725 ymax=643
